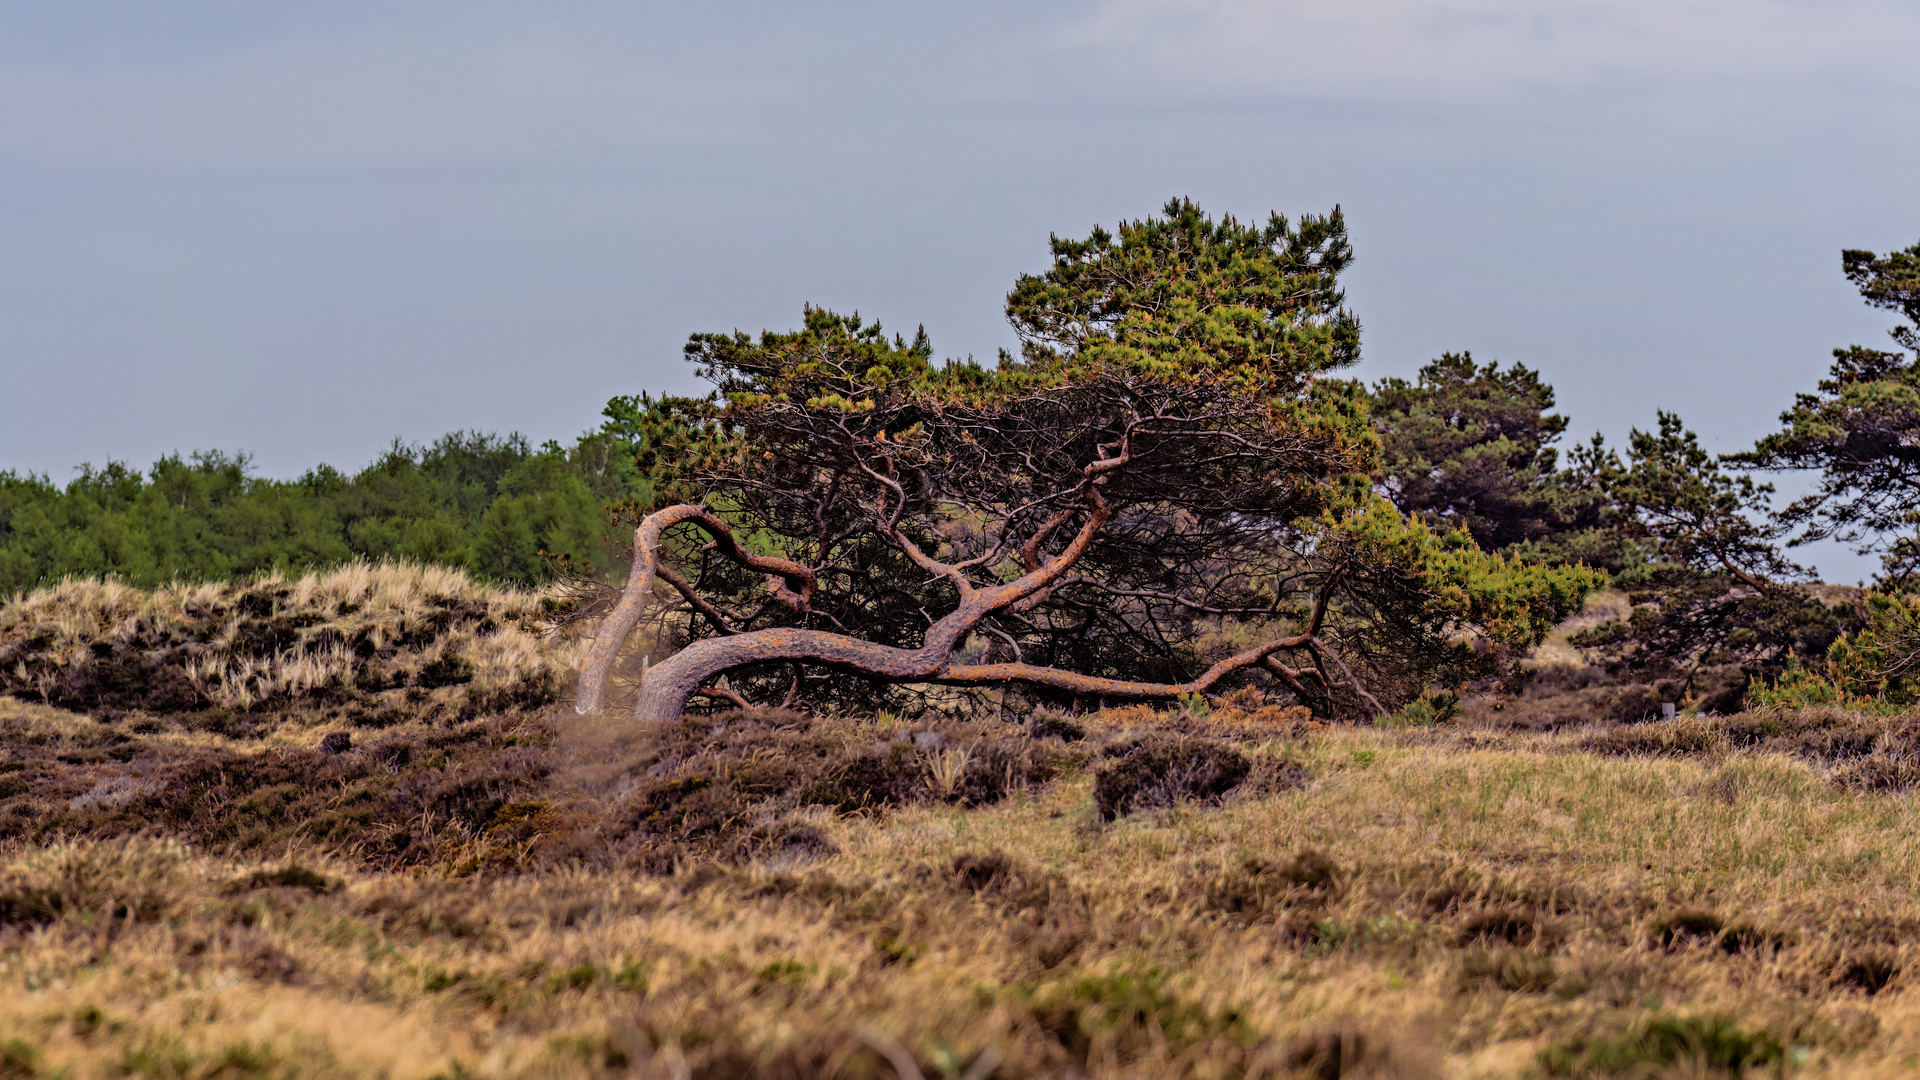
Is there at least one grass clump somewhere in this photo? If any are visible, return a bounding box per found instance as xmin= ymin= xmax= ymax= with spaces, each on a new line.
xmin=0 ymin=1039 xmax=38 ymax=1079
xmin=1017 ymin=967 xmax=1254 ymax=1062
xmin=1539 ymin=1014 xmax=1786 ymax=1077
xmin=0 ymin=562 xmax=568 ymax=725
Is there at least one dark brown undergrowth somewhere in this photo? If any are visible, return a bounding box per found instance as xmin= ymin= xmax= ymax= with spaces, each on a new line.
xmin=1470 ymin=665 xmax=1679 ymax=731
xmin=1464 ymin=662 xmax=1754 ymax=732
xmin=549 ymin=708 xmax=1071 ymax=873
xmin=1578 ymin=707 xmax=1920 ymax=787
xmin=1091 ymin=733 xmax=1309 ymax=821
xmin=0 ymin=697 xmax=554 ymax=867
xmin=0 ymin=700 xmax=1078 ymax=875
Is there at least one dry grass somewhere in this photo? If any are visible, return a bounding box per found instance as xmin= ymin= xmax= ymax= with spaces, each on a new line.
xmin=6 ymin=717 xmax=1920 ymax=1077
xmin=0 ymin=562 xmax=581 ymax=742
xmin=10 ymin=577 xmax=1920 ymax=1077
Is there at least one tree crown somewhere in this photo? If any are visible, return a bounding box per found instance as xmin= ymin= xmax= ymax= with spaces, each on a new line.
xmin=578 ymin=199 xmax=1598 ymax=722
xmin=1735 ymin=239 xmax=1920 ymax=564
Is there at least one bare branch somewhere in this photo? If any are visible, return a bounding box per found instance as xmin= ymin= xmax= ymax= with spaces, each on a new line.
xmin=980 ymin=622 xmax=1024 ymax=665
xmin=851 ymin=443 xmax=977 ymax=599
xmin=1314 ymin=637 xmax=1387 ymax=717
xmin=655 ymin=562 xmax=742 ymax=635
xmin=576 ymin=504 xmax=817 ymax=714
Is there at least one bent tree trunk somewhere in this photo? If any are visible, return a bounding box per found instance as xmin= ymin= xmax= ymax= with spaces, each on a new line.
xmin=577 ymin=496 xmax=1349 ymax=725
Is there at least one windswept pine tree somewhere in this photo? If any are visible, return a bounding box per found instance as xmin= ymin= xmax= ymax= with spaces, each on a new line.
xmin=1735 ymin=239 xmax=1920 ymax=582
xmin=577 ymin=199 xmax=1601 ymax=722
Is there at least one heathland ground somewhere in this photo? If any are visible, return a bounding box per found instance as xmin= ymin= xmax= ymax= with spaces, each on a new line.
xmin=3 ymin=566 xmax=1919 ymax=1078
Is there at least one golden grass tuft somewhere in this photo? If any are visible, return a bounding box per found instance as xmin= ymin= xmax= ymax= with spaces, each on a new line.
xmin=0 ymin=561 xmax=587 ymax=739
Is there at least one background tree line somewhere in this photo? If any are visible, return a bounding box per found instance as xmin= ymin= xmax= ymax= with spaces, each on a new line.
xmin=1368 ymin=238 xmax=1920 ymax=710
xmin=3 ymin=221 xmax=1917 ymax=714
xmin=0 ymin=431 xmax=641 ymax=593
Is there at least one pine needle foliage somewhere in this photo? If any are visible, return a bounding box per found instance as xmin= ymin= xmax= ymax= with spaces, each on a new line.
xmin=588 ymin=199 xmax=1599 ymax=719
xmin=1734 ymin=238 xmax=1920 ymax=581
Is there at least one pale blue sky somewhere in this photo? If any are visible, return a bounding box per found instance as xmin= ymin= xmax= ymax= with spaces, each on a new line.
xmin=3 ymin=2 xmax=1917 ymax=578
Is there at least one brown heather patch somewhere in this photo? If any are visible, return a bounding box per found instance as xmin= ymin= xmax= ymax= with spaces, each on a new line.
xmin=0 ymin=696 xmax=1106 ymax=875
xmin=12 ymin=581 xmax=1920 ymax=1075
xmin=0 ymin=693 xmax=558 ymax=867
xmin=7 ymin=725 xmax=1920 ymax=1076
xmin=1575 ymin=706 xmax=1920 ymax=790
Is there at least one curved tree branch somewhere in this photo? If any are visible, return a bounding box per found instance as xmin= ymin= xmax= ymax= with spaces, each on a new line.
xmin=850 ymin=443 xmax=978 ymax=599
xmin=575 ymin=504 xmax=815 ymax=714
xmin=580 ymin=426 xmax=1356 ymax=723
xmin=592 ymin=511 xmax=1342 ymax=723
xmin=584 ymin=483 xmax=1115 ymax=721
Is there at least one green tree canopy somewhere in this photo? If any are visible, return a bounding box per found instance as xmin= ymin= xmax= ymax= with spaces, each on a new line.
xmin=1734 ymin=239 xmax=1920 ymax=580
xmin=1569 ymin=413 xmax=1849 ymax=708
xmin=1369 ymin=352 xmax=1573 ymax=551
xmin=578 ymin=199 xmax=1602 ymax=723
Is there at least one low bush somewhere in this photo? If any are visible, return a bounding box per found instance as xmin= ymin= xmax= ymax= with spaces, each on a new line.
xmin=1092 ymin=736 xmax=1253 ymax=820
xmin=1538 ymin=1014 xmax=1784 ymax=1077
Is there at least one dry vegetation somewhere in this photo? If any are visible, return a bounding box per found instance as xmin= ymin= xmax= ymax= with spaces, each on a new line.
xmin=0 ymin=563 xmax=572 ymax=725
xmin=6 ymin=573 xmax=1920 ymax=1078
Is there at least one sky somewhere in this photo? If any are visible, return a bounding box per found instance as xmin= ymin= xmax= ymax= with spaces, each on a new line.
xmin=2 ymin=1 xmax=1917 ymax=579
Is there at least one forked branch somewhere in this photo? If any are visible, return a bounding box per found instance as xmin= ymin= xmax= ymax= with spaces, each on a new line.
xmin=575 ymin=504 xmax=815 ymax=714
xmin=578 ymin=500 xmax=1351 ymax=724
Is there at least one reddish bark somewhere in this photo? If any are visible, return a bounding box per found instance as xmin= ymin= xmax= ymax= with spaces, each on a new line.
xmin=577 ymin=496 xmax=1348 ymax=723
xmin=573 ymin=504 xmax=813 ymax=715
